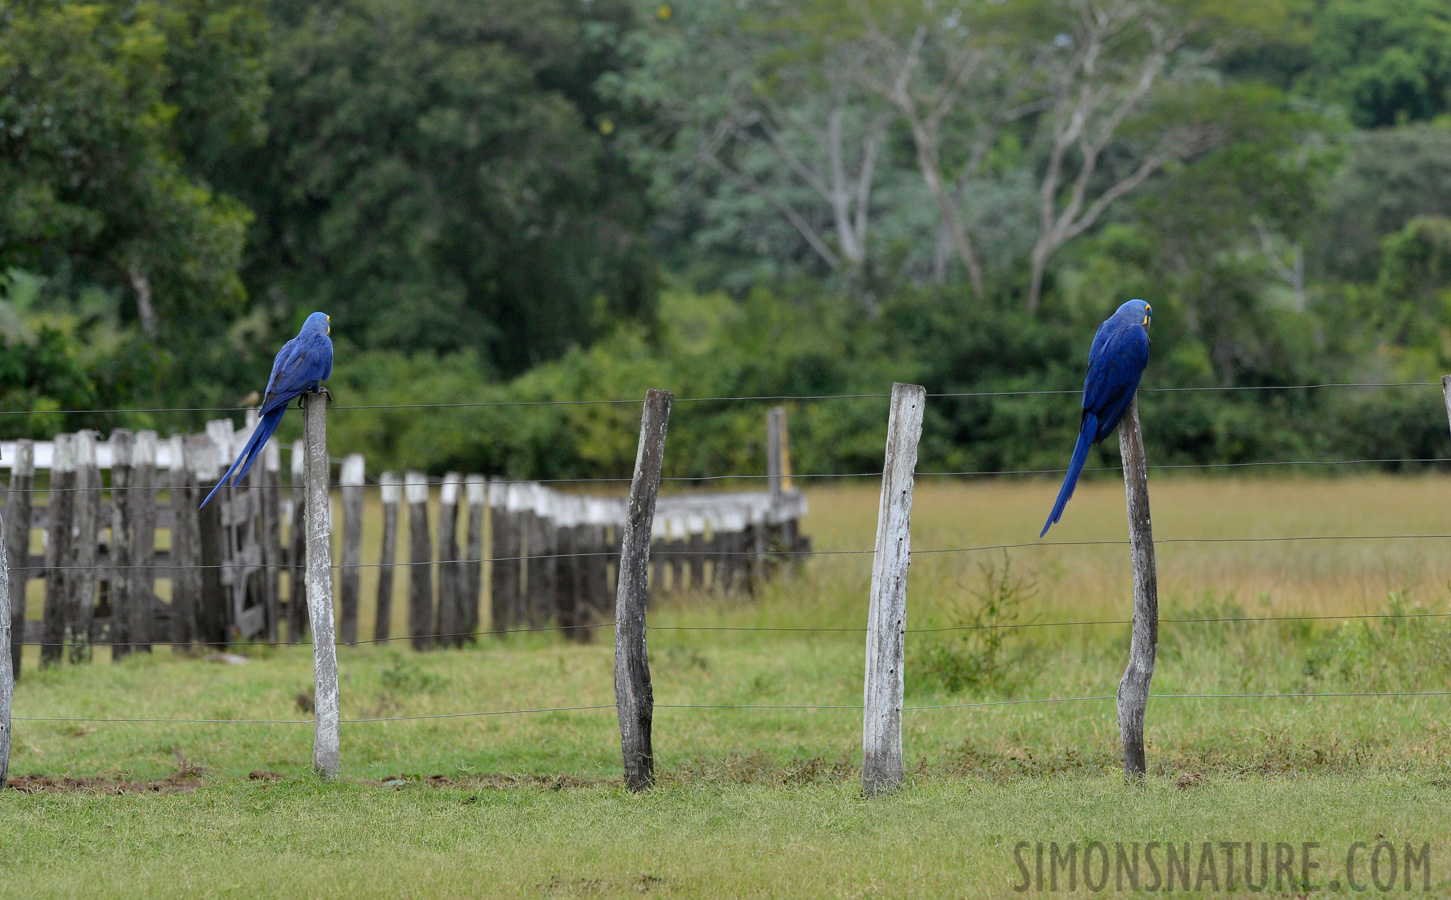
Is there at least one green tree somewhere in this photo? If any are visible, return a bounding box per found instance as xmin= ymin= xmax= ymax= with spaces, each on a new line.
xmin=0 ymin=0 xmax=265 ymax=339
xmin=1302 ymin=0 xmax=1451 ymax=128
xmin=230 ymin=0 xmax=656 ymax=377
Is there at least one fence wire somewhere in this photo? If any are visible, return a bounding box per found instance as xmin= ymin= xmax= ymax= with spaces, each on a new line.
xmin=0 ymin=379 xmax=1440 ymax=420
xmin=15 ymin=690 xmax=1451 ymax=727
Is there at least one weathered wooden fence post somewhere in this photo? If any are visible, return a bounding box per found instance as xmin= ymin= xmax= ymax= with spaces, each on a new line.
xmin=258 ymin=438 xmax=283 ymax=643
xmin=614 ymin=389 xmax=673 ymax=792
xmin=767 ymin=406 xmax=785 ymax=497
xmin=553 ymin=499 xmax=582 ymax=640
xmin=862 ymin=383 xmax=925 ymax=797
xmin=464 ymin=475 xmax=486 ymax=642
xmin=287 ymin=440 xmax=307 ymax=643
xmin=131 ymin=432 xmax=158 ymax=653
xmin=488 ymin=478 xmax=516 ymax=634
xmin=170 ymin=435 xmax=199 ymax=650
xmin=303 ymin=392 xmax=340 ymax=778
xmin=338 ymin=454 xmax=364 ymax=646
xmin=375 ymin=472 xmax=401 ymax=642
xmin=7 ymin=441 xmax=33 ymax=679
xmin=42 ymin=434 xmax=76 ymax=667
xmin=405 ymin=472 xmax=433 ymax=650
xmin=70 ymin=431 xmax=100 ymax=663
xmin=0 ymin=506 xmax=12 ymax=785
xmin=192 ymin=435 xmax=226 ymax=647
xmin=435 ymin=473 xmax=462 ymax=647
xmin=1116 ymin=396 xmax=1159 ymax=778
xmin=525 ymin=487 xmax=556 ymax=627
xmin=109 ymin=430 xmax=135 ymax=661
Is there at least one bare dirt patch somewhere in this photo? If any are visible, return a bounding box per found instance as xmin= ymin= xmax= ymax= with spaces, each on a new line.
xmin=6 ymin=773 xmax=206 ymax=794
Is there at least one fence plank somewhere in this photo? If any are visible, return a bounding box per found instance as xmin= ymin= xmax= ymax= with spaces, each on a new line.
xmin=192 ymin=435 xmax=226 ymax=647
xmin=69 ymin=432 xmax=100 ymax=663
xmin=405 ymin=472 xmax=433 ymax=651
xmin=614 ymin=389 xmax=673 ymax=792
xmin=375 ymin=472 xmax=401 ymax=642
xmin=260 ymin=439 xmax=282 ymax=643
xmin=109 ymin=430 xmax=135 ymax=661
xmin=489 ymin=480 xmax=521 ymax=633
xmin=7 ymin=441 xmax=33 ymax=679
xmin=525 ymin=491 xmax=556 ymax=628
xmin=435 ymin=473 xmax=462 ymax=647
xmin=170 ymin=436 xmax=199 ymax=649
xmin=862 ymin=383 xmax=925 ymax=797
xmin=131 ymin=431 xmax=158 ymax=653
xmin=1116 ymin=396 xmax=1160 ymax=778
xmin=339 ymin=454 xmax=364 ymax=647
xmin=303 ymin=392 xmax=340 ymax=779
xmin=287 ymin=439 xmax=307 ymax=643
xmin=464 ymin=475 xmax=486 ymax=642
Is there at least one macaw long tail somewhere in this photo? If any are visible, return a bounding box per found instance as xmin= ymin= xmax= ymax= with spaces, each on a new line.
xmin=199 ymin=407 xmax=286 ymax=509
xmin=1040 ymin=412 xmax=1099 ymax=538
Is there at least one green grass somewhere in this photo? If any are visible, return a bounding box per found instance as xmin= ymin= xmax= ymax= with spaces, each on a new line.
xmin=5 ymin=477 xmax=1451 ymax=896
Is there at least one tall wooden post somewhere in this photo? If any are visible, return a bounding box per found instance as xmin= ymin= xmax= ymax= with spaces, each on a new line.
xmin=287 ymin=440 xmax=308 ymax=643
xmin=862 ymin=383 xmax=925 ymax=797
xmin=614 ymin=389 xmax=673 ymax=792
xmin=375 ymin=472 xmax=401 ymax=642
xmin=767 ymin=406 xmax=785 ymax=498
xmin=405 ymin=472 xmax=433 ymax=651
xmin=464 ymin=475 xmax=486 ymax=641
xmin=303 ymin=392 xmax=340 ymax=778
xmin=169 ymin=435 xmax=199 ymax=650
xmin=1116 ymin=396 xmax=1159 ymax=778
xmin=7 ymin=441 xmax=33 ymax=679
xmin=69 ymin=431 xmax=100 ymax=663
xmin=0 ymin=510 xmax=11 ymax=785
xmin=109 ymin=430 xmax=135 ymax=661
xmin=131 ymin=431 xmax=158 ymax=653
xmin=338 ymin=454 xmax=364 ymax=646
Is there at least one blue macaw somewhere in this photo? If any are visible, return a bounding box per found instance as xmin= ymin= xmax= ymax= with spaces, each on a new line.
xmin=1040 ymin=299 xmax=1152 ymax=537
xmin=200 ymin=312 xmax=334 ymax=509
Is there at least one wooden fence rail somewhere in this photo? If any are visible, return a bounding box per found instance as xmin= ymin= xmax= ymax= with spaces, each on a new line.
xmin=0 ymin=410 xmax=810 ymax=676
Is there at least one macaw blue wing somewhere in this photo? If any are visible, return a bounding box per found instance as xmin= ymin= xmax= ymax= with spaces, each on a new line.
xmin=1041 ymin=303 xmax=1152 ymax=537
xmin=201 ymin=316 xmax=334 ymax=509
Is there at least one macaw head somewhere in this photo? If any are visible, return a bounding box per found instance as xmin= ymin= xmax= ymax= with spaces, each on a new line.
xmin=1117 ymin=299 xmax=1151 ymax=331
xmin=303 ymin=311 xmax=331 ymax=336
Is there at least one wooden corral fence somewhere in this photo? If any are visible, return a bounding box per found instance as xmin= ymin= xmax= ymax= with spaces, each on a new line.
xmin=0 ymin=408 xmax=809 ymax=677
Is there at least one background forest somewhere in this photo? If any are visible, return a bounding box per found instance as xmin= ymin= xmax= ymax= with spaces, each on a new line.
xmin=2 ymin=0 xmax=1450 ymax=479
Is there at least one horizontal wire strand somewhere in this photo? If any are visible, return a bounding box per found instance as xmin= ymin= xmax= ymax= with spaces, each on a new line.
xmin=16 ymin=690 xmax=1451 ymax=725
xmin=0 ymin=380 xmax=1439 ymax=420
xmin=17 ymin=608 xmax=1447 ymax=648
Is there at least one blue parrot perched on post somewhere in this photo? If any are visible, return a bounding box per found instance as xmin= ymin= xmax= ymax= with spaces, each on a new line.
xmin=1040 ymin=299 xmax=1152 ymax=537
xmin=200 ymin=312 xmax=334 ymax=509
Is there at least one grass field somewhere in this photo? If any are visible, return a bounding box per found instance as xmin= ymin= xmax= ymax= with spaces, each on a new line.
xmin=3 ymin=476 xmax=1451 ymax=897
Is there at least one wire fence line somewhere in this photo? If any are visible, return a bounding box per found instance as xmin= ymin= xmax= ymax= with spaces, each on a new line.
xmin=0 ymin=379 xmax=1440 ymax=421
xmin=17 ymin=605 xmax=1447 ymax=650
xmin=7 ymin=530 xmax=1451 ymax=575
xmin=13 ymin=453 xmax=1451 ymax=497
xmin=16 ymin=690 xmax=1451 ymax=727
